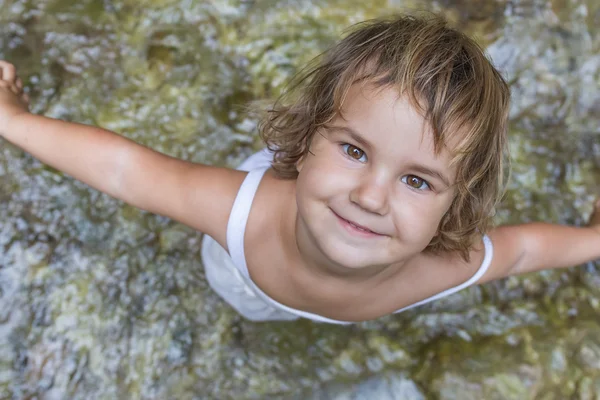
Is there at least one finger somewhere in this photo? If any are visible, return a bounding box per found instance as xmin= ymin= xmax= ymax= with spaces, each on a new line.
xmin=16 ymin=77 xmax=23 ymax=90
xmin=10 ymin=83 xmax=21 ymax=96
xmin=22 ymin=93 xmax=30 ymax=104
xmin=0 ymin=60 xmax=16 ymax=81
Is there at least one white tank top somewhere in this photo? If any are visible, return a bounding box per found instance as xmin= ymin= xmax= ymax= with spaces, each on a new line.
xmin=223 ymin=149 xmax=493 ymax=324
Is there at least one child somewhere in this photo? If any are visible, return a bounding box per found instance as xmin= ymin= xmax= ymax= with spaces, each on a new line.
xmin=0 ymin=15 xmax=599 ymax=324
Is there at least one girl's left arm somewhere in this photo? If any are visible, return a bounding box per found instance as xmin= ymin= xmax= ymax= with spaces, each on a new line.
xmin=477 ymin=199 xmax=600 ymax=284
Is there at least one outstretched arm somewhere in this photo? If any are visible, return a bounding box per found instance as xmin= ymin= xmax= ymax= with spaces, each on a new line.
xmin=6 ymin=111 xmax=163 ymax=200
xmin=0 ymin=60 xmax=244 ymax=246
xmin=478 ymin=200 xmax=600 ymax=284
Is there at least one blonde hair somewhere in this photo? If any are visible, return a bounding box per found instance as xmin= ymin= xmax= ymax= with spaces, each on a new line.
xmin=258 ymin=14 xmax=510 ymax=261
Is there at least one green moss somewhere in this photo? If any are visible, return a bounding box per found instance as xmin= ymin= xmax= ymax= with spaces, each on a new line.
xmin=1 ymin=0 xmax=600 ymax=399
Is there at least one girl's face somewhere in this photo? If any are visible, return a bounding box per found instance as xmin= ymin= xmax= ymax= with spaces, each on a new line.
xmin=295 ymin=84 xmax=458 ymax=270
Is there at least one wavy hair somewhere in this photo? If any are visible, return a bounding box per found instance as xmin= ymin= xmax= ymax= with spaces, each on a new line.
xmin=258 ymin=14 xmax=510 ymax=261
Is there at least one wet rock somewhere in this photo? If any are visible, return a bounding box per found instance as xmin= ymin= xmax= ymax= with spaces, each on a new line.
xmin=577 ymin=376 xmax=600 ymax=400
xmin=432 ymin=373 xmax=483 ymax=400
xmin=317 ymin=372 xmax=425 ymax=400
xmin=1 ymin=0 xmax=599 ymax=399
xmin=577 ymin=338 xmax=600 ymax=371
xmin=482 ymin=365 xmax=543 ymax=400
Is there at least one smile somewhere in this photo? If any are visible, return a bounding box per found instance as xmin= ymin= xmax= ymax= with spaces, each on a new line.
xmin=331 ymin=210 xmax=385 ymax=238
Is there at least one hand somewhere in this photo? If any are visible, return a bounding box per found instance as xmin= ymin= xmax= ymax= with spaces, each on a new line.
xmin=0 ymin=60 xmax=30 ymax=137
xmin=589 ymin=198 xmax=600 ymax=235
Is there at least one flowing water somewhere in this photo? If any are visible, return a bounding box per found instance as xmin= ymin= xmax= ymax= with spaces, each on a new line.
xmin=0 ymin=0 xmax=599 ymax=399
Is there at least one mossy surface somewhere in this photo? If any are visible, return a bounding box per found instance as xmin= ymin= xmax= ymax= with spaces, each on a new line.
xmin=0 ymin=0 xmax=599 ymax=398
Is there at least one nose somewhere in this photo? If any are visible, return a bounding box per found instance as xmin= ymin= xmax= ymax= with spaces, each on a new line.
xmin=349 ymin=175 xmax=389 ymax=215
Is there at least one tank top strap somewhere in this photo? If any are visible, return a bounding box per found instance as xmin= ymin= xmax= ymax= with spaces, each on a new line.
xmin=226 ymin=167 xmax=270 ymax=278
xmin=393 ymin=235 xmax=494 ymax=314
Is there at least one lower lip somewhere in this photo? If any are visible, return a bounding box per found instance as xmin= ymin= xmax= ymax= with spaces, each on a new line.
xmin=332 ymin=211 xmax=384 ymax=238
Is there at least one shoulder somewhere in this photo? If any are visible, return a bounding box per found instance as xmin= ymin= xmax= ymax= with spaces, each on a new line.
xmin=472 ymin=226 xmax=528 ymax=285
xmin=424 ymin=232 xmax=517 ymax=287
xmin=423 ymin=228 xmax=528 ymax=287
xmin=162 ymin=164 xmax=248 ymax=248
xmin=411 ymin=228 xmax=530 ymax=287
xmin=372 ymin=242 xmax=488 ymax=314
xmin=245 ymin=170 xmax=296 ymax=246
xmin=243 ymin=170 xmax=297 ymax=284
xmin=400 ymin=236 xmax=490 ymax=293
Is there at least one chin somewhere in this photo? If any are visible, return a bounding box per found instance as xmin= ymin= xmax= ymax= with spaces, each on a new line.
xmin=317 ymin=239 xmax=390 ymax=269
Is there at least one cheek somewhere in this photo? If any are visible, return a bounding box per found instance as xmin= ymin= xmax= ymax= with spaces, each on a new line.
xmin=391 ymin=196 xmax=447 ymax=235
xmin=296 ymin=166 xmax=318 ymax=196
xmin=295 ymin=165 xmax=326 ymax=211
xmin=297 ymin=156 xmax=345 ymax=193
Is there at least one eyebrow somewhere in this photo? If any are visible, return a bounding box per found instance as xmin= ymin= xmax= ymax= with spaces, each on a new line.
xmin=328 ymin=125 xmax=373 ymax=150
xmin=406 ymin=164 xmax=453 ymax=188
xmin=329 ymin=125 xmax=453 ymax=188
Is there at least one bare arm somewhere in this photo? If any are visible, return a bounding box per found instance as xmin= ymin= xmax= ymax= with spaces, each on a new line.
xmin=0 ymin=61 xmax=244 ymax=246
xmin=6 ymin=113 xmax=157 ymax=200
xmin=478 ymin=203 xmax=600 ymax=284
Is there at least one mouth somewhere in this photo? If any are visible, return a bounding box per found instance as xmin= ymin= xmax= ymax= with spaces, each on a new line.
xmin=331 ymin=209 xmax=385 ymax=237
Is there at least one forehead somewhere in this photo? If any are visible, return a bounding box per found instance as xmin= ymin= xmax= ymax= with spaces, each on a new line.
xmin=332 ymin=83 xmax=456 ymax=162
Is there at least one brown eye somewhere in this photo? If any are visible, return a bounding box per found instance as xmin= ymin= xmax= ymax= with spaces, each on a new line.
xmin=403 ymin=175 xmax=430 ymax=190
xmin=343 ymin=144 xmax=366 ymax=161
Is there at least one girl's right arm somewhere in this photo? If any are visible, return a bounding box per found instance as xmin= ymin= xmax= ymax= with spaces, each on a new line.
xmin=0 ymin=61 xmax=244 ymax=248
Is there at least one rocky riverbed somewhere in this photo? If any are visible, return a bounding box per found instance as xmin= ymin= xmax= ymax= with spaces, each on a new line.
xmin=0 ymin=0 xmax=599 ymax=398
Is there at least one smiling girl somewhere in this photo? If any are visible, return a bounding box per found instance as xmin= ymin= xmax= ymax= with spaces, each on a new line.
xmin=0 ymin=14 xmax=599 ymax=324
